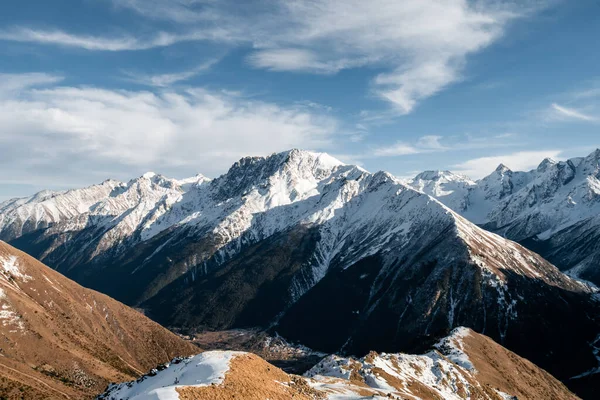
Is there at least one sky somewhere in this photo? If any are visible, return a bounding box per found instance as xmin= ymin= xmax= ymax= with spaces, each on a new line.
xmin=0 ymin=0 xmax=599 ymax=200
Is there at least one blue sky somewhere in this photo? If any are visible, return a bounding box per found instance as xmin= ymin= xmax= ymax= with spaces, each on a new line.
xmin=0 ymin=0 xmax=599 ymax=200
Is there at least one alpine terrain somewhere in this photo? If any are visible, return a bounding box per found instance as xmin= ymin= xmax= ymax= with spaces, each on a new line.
xmin=1 ymin=149 xmax=599 ymax=396
xmin=409 ymin=148 xmax=600 ymax=285
xmin=98 ymin=328 xmax=579 ymax=400
xmin=0 ymin=241 xmax=197 ymax=399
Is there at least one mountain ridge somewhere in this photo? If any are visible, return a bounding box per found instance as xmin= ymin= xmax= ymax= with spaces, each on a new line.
xmin=98 ymin=327 xmax=580 ymax=400
xmin=408 ymin=148 xmax=600 ymax=285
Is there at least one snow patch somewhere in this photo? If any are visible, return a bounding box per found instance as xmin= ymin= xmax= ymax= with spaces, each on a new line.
xmin=0 ymin=290 xmax=25 ymax=333
xmin=98 ymin=351 xmax=243 ymax=400
xmin=434 ymin=327 xmax=475 ymax=371
xmin=0 ymin=255 xmax=31 ymax=282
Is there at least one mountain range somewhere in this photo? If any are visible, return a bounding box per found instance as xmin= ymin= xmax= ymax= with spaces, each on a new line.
xmin=409 ymin=148 xmax=600 ymax=285
xmin=1 ymin=149 xmax=599 ymax=397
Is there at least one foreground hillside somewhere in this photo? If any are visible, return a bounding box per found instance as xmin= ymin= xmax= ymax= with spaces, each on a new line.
xmin=98 ymin=327 xmax=579 ymax=400
xmin=0 ymin=241 xmax=197 ymax=399
xmin=1 ymin=149 xmax=599 ymax=396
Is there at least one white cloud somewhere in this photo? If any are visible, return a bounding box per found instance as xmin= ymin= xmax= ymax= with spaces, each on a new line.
xmin=372 ymin=142 xmax=419 ymax=157
xmin=452 ymin=150 xmax=562 ymax=179
xmin=550 ymin=103 xmax=596 ymax=122
xmin=0 ymin=28 xmax=154 ymax=51
xmin=0 ymin=73 xmax=63 ymax=97
xmin=247 ymin=49 xmax=332 ymax=73
xmin=122 ymin=58 xmax=220 ymax=87
xmin=0 ymin=27 xmax=229 ymax=51
xmin=0 ymin=75 xmax=339 ymax=187
xmin=1 ymin=1 xmax=548 ymax=112
xmin=110 ymin=0 xmax=216 ymax=23
xmin=416 ymin=135 xmax=445 ymax=150
xmin=369 ymin=133 xmax=516 ymax=158
xmin=241 ymin=0 xmax=533 ymax=114
xmin=246 ymin=49 xmax=365 ymax=74
xmin=371 ymin=134 xmax=450 ymax=157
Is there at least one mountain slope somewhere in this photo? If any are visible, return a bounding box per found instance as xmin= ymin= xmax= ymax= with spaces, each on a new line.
xmin=408 ymin=148 xmax=600 ymax=285
xmin=98 ymin=328 xmax=579 ymax=400
xmin=1 ymin=149 xmax=599 ymax=396
xmin=0 ymin=241 xmax=197 ymax=399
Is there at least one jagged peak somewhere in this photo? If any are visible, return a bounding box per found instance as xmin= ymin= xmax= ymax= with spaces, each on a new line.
xmin=412 ymin=170 xmax=469 ymax=182
xmin=537 ymin=157 xmax=557 ymax=172
xmin=176 ymin=173 xmax=211 ymax=186
xmin=211 ymin=149 xmax=346 ymax=198
xmin=413 ymin=170 xmax=444 ymax=181
xmin=226 ymin=149 xmax=342 ymax=170
xmin=494 ymin=163 xmax=511 ymax=173
xmin=369 ymin=170 xmax=401 ymax=186
xmin=132 ymin=172 xmax=183 ymax=186
xmin=585 ymin=148 xmax=600 ymax=162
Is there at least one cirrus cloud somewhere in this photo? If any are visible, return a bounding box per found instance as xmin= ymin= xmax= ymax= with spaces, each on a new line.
xmin=0 ymin=0 xmax=550 ymax=114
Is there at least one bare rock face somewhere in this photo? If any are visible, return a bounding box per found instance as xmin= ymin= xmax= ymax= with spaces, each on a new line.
xmin=0 ymin=241 xmax=197 ymax=399
xmin=98 ymin=328 xmax=580 ymax=400
xmin=1 ymin=149 xmax=599 ymax=397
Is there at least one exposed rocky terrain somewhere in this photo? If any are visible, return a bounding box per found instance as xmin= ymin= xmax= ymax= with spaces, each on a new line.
xmin=98 ymin=328 xmax=580 ymax=400
xmin=0 ymin=241 xmax=197 ymax=399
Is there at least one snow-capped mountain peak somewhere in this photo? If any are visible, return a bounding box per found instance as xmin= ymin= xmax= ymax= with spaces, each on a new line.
xmin=537 ymin=157 xmax=557 ymax=172
xmin=408 ymin=148 xmax=600 ymax=285
xmin=495 ymin=163 xmax=511 ymax=173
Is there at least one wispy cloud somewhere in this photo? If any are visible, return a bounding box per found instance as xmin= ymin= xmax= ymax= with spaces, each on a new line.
xmin=372 ymin=142 xmax=420 ymax=157
xmin=0 ymin=28 xmax=171 ymax=51
xmin=122 ymin=58 xmax=221 ymax=87
xmin=0 ymin=73 xmax=63 ymax=96
xmin=0 ymin=27 xmax=230 ymax=51
xmin=239 ymin=0 xmax=543 ymax=114
xmin=369 ymin=133 xmax=517 ymax=158
xmin=452 ymin=150 xmax=563 ymax=179
xmin=246 ymin=48 xmax=370 ymax=74
xmin=0 ymin=1 xmax=550 ymax=114
xmin=110 ymin=0 xmax=216 ymax=23
xmin=550 ymin=103 xmax=596 ymax=122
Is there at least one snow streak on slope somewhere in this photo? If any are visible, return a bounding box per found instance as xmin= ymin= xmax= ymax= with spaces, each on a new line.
xmin=0 ymin=254 xmax=32 ymax=282
xmin=99 ymin=351 xmax=243 ymax=400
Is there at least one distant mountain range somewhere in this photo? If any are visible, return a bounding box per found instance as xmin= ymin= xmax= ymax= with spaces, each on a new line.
xmin=1 ymin=149 xmax=599 ymax=397
xmin=0 ymin=241 xmax=196 ymax=399
xmin=409 ymin=148 xmax=600 ymax=285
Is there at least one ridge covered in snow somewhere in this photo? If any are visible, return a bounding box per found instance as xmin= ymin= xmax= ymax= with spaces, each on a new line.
xmin=98 ymin=328 xmax=579 ymax=400
xmin=408 ymin=148 xmax=600 ymax=284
